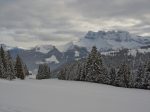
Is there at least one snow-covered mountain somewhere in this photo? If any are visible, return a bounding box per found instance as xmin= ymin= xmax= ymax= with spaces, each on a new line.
xmin=75 ymin=30 xmax=150 ymax=51
xmin=32 ymin=45 xmax=55 ymax=54
xmin=2 ymin=30 xmax=150 ymax=74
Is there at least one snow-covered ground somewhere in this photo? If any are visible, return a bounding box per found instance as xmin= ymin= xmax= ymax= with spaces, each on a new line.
xmin=0 ymin=79 xmax=150 ymax=112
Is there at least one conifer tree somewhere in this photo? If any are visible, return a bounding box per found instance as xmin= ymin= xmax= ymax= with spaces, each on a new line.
xmin=115 ymin=63 xmax=131 ymax=87
xmin=36 ymin=64 xmax=51 ymax=79
xmin=0 ymin=54 xmax=5 ymax=79
xmin=24 ymin=64 xmax=30 ymax=76
xmin=85 ymin=46 xmax=104 ymax=82
xmin=143 ymin=61 xmax=150 ymax=89
xmin=58 ymin=68 xmax=66 ymax=80
xmin=15 ymin=55 xmax=25 ymax=80
xmin=79 ymin=62 xmax=86 ymax=81
xmin=109 ymin=67 xmax=116 ymax=85
xmin=5 ymin=51 xmax=16 ymax=80
xmin=0 ymin=46 xmax=7 ymax=70
xmin=135 ymin=63 xmax=145 ymax=88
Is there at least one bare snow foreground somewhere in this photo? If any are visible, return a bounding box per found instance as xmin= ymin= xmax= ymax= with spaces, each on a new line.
xmin=0 ymin=79 xmax=150 ymax=112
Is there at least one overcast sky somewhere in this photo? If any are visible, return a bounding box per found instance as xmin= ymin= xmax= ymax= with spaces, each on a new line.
xmin=0 ymin=0 xmax=150 ymax=48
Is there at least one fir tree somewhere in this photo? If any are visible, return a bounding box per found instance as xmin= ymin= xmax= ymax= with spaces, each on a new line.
xmin=135 ymin=63 xmax=145 ymax=88
xmin=79 ymin=62 xmax=86 ymax=81
xmin=15 ymin=55 xmax=25 ymax=80
xmin=5 ymin=51 xmax=16 ymax=80
xmin=109 ymin=67 xmax=116 ymax=85
xmin=58 ymin=68 xmax=66 ymax=80
xmin=0 ymin=46 xmax=7 ymax=69
xmin=143 ymin=61 xmax=150 ymax=89
xmin=0 ymin=54 xmax=5 ymax=79
xmin=85 ymin=46 xmax=104 ymax=82
xmin=24 ymin=64 xmax=30 ymax=76
xmin=36 ymin=64 xmax=51 ymax=79
xmin=115 ymin=63 xmax=131 ymax=87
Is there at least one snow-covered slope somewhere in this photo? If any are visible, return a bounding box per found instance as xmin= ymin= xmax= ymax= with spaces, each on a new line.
xmin=45 ymin=55 xmax=59 ymax=64
xmin=33 ymin=45 xmax=55 ymax=54
xmin=0 ymin=79 xmax=150 ymax=112
xmin=75 ymin=30 xmax=150 ymax=51
xmin=57 ymin=42 xmax=75 ymax=52
xmin=128 ymin=48 xmax=150 ymax=56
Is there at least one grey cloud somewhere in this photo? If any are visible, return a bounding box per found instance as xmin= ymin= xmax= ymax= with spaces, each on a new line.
xmin=0 ymin=0 xmax=150 ymax=48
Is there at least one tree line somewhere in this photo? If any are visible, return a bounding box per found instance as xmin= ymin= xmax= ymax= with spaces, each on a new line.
xmin=58 ymin=46 xmax=150 ymax=90
xmin=0 ymin=46 xmax=29 ymax=80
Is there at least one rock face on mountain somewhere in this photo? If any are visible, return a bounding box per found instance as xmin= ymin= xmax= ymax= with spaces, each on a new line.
xmin=2 ymin=30 xmax=150 ymax=74
xmin=76 ymin=30 xmax=150 ymax=51
xmin=9 ymin=45 xmax=88 ymax=74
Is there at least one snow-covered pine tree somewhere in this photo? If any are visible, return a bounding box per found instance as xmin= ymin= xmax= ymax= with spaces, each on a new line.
xmin=135 ymin=63 xmax=145 ymax=88
xmin=44 ymin=64 xmax=51 ymax=79
xmin=109 ymin=67 xmax=116 ymax=85
xmin=5 ymin=51 xmax=16 ymax=80
xmin=0 ymin=46 xmax=7 ymax=70
xmin=15 ymin=55 xmax=25 ymax=80
xmin=85 ymin=46 xmax=104 ymax=82
xmin=0 ymin=54 xmax=5 ymax=79
xmin=36 ymin=64 xmax=50 ymax=79
xmin=115 ymin=63 xmax=131 ymax=87
xmin=58 ymin=68 xmax=66 ymax=80
xmin=96 ymin=66 xmax=108 ymax=84
xmin=24 ymin=64 xmax=30 ymax=76
xmin=79 ymin=62 xmax=86 ymax=81
xmin=70 ymin=62 xmax=80 ymax=80
xmin=143 ymin=61 xmax=150 ymax=89
xmin=36 ymin=64 xmax=43 ymax=79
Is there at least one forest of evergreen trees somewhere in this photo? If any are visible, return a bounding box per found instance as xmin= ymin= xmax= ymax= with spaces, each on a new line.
xmin=1 ymin=45 xmax=150 ymax=90
xmin=0 ymin=46 xmax=29 ymax=80
xmin=58 ymin=46 xmax=150 ymax=90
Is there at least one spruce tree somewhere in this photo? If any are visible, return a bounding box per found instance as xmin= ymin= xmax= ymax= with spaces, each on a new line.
xmin=15 ymin=55 xmax=25 ymax=80
xmin=0 ymin=54 xmax=5 ymax=79
xmin=143 ymin=61 xmax=150 ymax=89
xmin=36 ymin=64 xmax=51 ymax=79
xmin=79 ymin=62 xmax=86 ymax=81
xmin=5 ymin=51 xmax=16 ymax=80
xmin=24 ymin=64 xmax=30 ymax=76
xmin=135 ymin=63 xmax=145 ymax=88
xmin=115 ymin=63 xmax=131 ymax=87
xmin=109 ymin=67 xmax=116 ymax=85
xmin=85 ymin=46 xmax=104 ymax=82
xmin=0 ymin=46 xmax=7 ymax=69
xmin=58 ymin=68 xmax=66 ymax=80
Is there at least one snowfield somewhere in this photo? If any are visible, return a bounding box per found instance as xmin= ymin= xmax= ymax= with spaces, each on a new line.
xmin=0 ymin=79 xmax=150 ymax=112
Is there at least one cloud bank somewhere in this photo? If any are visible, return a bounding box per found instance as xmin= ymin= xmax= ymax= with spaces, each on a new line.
xmin=0 ymin=0 xmax=150 ymax=48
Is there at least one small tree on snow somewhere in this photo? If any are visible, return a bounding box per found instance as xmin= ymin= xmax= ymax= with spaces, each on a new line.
xmin=115 ymin=63 xmax=131 ymax=87
xmin=0 ymin=54 xmax=5 ymax=78
xmin=36 ymin=64 xmax=51 ymax=79
xmin=15 ymin=55 xmax=25 ymax=80
xmin=5 ymin=51 xmax=16 ymax=80
xmin=135 ymin=63 xmax=145 ymax=88
xmin=109 ymin=67 xmax=116 ymax=85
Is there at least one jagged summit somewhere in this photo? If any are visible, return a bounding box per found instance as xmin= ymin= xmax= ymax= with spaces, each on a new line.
xmin=76 ymin=30 xmax=150 ymax=51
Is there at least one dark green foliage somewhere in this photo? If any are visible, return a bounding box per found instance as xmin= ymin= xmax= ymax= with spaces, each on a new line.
xmin=85 ymin=46 xmax=104 ymax=82
xmin=0 ymin=46 xmax=7 ymax=69
xmin=0 ymin=47 xmax=16 ymax=80
xmin=24 ymin=64 xmax=30 ymax=76
xmin=109 ymin=67 xmax=116 ymax=85
xmin=115 ymin=63 xmax=131 ymax=87
xmin=15 ymin=55 xmax=25 ymax=80
xmin=36 ymin=64 xmax=51 ymax=79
